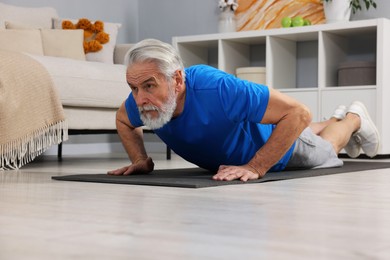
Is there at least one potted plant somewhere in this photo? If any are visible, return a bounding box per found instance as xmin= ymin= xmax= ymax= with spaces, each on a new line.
xmin=322 ymin=0 xmax=377 ymax=23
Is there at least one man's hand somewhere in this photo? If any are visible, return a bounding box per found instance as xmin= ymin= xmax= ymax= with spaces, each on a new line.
xmin=107 ymin=157 xmax=154 ymax=176
xmin=212 ymin=164 xmax=265 ymax=182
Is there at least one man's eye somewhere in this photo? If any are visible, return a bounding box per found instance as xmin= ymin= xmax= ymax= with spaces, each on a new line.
xmin=131 ymin=86 xmax=138 ymax=92
xmin=144 ymin=84 xmax=154 ymax=90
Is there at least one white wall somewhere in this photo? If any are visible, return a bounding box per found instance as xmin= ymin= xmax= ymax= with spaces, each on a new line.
xmin=138 ymin=0 xmax=219 ymax=43
xmin=351 ymin=0 xmax=389 ymax=21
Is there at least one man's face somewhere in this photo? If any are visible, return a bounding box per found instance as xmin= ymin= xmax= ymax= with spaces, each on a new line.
xmin=126 ymin=61 xmax=177 ymax=129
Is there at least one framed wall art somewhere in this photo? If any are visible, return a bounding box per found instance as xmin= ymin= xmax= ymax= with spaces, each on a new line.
xmin=236 ymin=0 xmax=325 ymax=31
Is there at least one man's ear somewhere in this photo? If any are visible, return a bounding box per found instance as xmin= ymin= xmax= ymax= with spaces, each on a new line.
xmin=174 ymin=70 xmax=184 ymax=90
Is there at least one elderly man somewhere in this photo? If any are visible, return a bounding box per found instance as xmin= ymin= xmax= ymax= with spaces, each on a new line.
xmin=108 ymin=39 xmax=379 ymax=181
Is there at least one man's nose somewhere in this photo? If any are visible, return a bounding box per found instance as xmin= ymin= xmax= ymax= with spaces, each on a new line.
xmin=135 ymin=89 xmax=149 ymax=106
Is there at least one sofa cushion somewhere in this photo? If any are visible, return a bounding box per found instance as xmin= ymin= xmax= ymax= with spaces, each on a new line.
xmin=0 ymin=29 xmax=44 ymax=55
xmin=86 ymin=22 xmax=121 ymax=64
xmin=63 ymin=107 xmax=118 ymax=130
xmin=41 ymin=29 xmax=86 ymax=60
xmin=114 ymin=44 xmax=134 ymax=65
xmin=5 ymin=21 xmax=37 ymax=29
xmin=28 ymin=54 xmax=131 ymax=109
xmin=0 ymin=3 xmax=58 ymax=29
xmin=53 ymin=18 xmax=121 ymax=64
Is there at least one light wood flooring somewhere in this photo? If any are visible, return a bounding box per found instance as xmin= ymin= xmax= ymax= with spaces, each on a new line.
xmin=1 ymin=152 xmax=390 ymax=260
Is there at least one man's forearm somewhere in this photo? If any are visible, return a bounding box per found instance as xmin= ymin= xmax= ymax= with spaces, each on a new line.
xmin=248 ymin=108 xmax=311 ymax=176
xmin=117 ymin=120 xmax=148 ymax=163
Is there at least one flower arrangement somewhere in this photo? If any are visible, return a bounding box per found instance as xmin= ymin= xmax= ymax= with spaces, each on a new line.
xmin=218 ymin=0 xmax=239 ymax=12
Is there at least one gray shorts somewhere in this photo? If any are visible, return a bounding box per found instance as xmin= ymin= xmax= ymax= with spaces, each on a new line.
xmin=286 ymin=127 xmax=343 ymax=170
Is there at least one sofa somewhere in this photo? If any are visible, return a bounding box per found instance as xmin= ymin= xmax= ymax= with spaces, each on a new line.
xmin=0 ymin=3 xmax=135 ymax=157
xmin=0 ymin=3 xmax=173 ymax=160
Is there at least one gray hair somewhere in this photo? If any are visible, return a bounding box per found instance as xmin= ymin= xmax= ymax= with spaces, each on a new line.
xmin=125 ymin=39 xmax=186 ymax=82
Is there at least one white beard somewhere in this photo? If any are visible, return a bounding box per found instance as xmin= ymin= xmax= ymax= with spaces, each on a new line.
xmin=138 ymin=85 xmax=177 ymax=130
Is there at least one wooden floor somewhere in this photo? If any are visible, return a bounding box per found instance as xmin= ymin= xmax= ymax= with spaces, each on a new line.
xmin=1 ymin=152 xmax=390 ymax=260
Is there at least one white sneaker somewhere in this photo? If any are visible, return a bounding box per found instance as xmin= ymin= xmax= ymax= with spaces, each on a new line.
xmin=347 ymin=101 xmax=380 ymax=158
xmin=344 ymin=134 xmax=362 ymax=158
xmin=332 ymin=105 xmax=362 ymax=158
xmin=332 ymin=105 xmax=347 ymax=120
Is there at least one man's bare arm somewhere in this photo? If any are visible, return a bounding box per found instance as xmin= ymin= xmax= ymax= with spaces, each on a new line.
xmin=247 ymin=88 xmax=311 ymax=175
xmin=107 ymin=102 xmax=154 ymax=175
xmin=213 ymin=88 xmax=311 ymax=181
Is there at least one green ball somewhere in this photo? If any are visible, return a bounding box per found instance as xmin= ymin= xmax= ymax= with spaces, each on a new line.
xmin=303 ymin=19 xmax=312 ymax=26
xmin=292 ymin=16 xmax=304 ymax=27
xmin=281 ymin=17 xmax=292 ymax=28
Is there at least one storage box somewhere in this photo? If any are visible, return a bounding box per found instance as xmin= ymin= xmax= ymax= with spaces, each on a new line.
xmin=236 ymin=67 xmax=266 ymax=85
xmin=337 ymin=61 xmax=376 ymax=86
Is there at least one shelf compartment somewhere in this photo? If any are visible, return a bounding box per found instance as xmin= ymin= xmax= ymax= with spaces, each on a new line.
xmin=220 ymin=37 xmax=266 ymax=77
xmin=320 ymin=27 xmax=377 ymax=88
xmin=267 ymin=32 xmax=319 ymax=89
xmin=174 ymin=39 xmax=219 ymax=69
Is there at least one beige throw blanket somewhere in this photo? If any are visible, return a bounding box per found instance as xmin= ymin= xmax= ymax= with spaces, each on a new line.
xmin=0 ymin=50 xmax=68 ymax=170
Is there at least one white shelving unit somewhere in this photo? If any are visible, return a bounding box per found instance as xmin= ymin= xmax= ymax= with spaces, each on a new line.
xmin=172 ymin=18 xmax=390 ymax=155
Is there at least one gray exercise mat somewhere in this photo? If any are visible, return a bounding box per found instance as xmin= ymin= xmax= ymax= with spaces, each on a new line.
xmin=51 ymin=161 xmax=390 ymax=188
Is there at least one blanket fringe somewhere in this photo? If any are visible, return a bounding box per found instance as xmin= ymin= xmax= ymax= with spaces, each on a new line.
xmin=1 ymin=120 xmax=68 ymax=170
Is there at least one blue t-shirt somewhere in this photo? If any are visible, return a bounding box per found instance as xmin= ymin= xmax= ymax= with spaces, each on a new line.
xmin=125 ymin=65 xmax=295 ymax=172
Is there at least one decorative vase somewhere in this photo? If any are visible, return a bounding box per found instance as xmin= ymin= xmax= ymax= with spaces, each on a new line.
xmin=323 ymin=0 xmax=352 ymax=23
xmin=218 ymin=9 xmax=237 ymax=33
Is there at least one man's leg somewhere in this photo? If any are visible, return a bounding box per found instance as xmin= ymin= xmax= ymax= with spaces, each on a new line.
xmin=309 ymin=105 xmax=347 ymax=135
xmin=310 ymin=118 xmax=339 ymax=135
xmin=286 ymin=101 xmax=379 ymax=170
xmin=316 ymin=101 xmax=380 ymax=158
xmin=318 ymin=113 xmax=360 ymax=154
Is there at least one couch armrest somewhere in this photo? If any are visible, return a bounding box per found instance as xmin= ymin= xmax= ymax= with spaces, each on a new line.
xmin=114 ymin=43 xmax=134 ymax=65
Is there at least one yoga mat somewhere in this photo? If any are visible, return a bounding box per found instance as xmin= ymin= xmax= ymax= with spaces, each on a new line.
xmin=52 ymin=161 xmax=390 ymax=188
